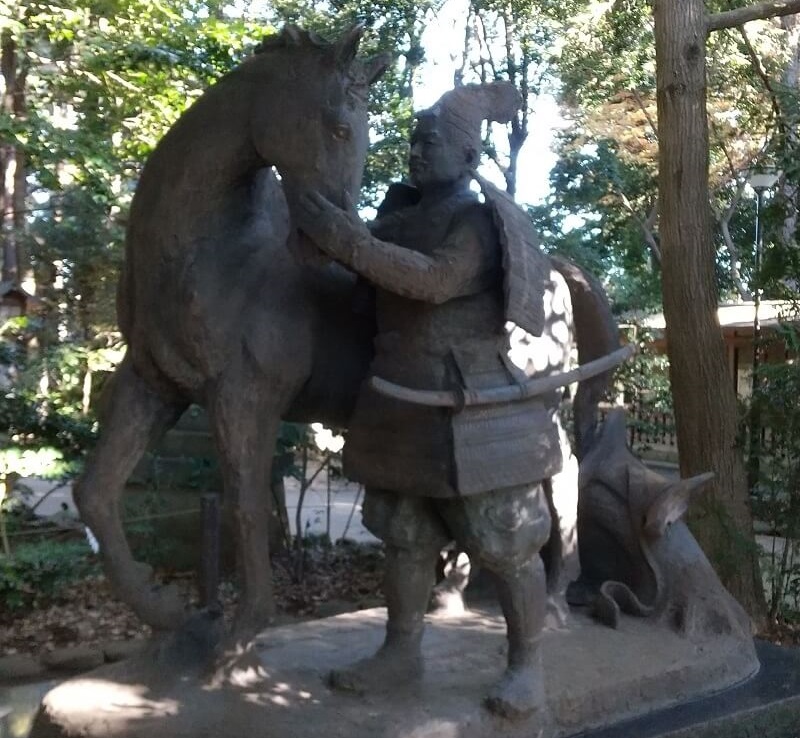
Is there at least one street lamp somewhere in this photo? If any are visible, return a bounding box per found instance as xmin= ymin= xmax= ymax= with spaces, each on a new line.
xmin=748 ymin=169 xmax=780 ymax=373
xmin=747 ymin=168 xmax=780 ymax=490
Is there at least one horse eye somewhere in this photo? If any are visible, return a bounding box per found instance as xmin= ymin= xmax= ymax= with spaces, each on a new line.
xmin=332 ymin=123 xmax=352 ymax=141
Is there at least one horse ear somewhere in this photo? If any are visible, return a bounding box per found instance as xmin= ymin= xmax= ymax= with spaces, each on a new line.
xmin=363 ymin=52 xmax=391 ymax=85
xmin=643 ymin=472 xmax=714 ymax=538
xmin=336 ymin=23 xmax=365 ymax=67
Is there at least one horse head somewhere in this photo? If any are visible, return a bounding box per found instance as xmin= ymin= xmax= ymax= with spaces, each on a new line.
xmin=247 ymin=24 xmax=389 ymax=212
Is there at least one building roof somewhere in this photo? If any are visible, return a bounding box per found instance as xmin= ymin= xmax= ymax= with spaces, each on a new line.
xmin=0 ymin=281 xmax=32 ymax=298
xmin=0 ymin=281 xmax=42 ymax=312
xmin=641 ymin=300 xmax=796 ymax=333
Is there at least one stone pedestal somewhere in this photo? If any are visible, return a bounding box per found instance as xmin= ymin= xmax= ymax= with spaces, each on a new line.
xmin=31 ymin=605 xmax=762 ymax=738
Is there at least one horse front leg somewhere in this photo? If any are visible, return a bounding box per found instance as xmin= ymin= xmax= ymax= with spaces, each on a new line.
xmin=74 ymin=355 xmax=188 ymax=630
xmin=208 ymin=354 xmax=297 ymax=642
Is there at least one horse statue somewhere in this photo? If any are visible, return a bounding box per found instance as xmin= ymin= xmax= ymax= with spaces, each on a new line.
xmin=75 ymin=23 xmax=621 ymax=642
xmin=75 ymin=24 xmax=388 ymax=637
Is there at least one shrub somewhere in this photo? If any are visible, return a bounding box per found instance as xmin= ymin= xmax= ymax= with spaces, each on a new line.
xmin=0 ymin=538 xmax=97 ymax=614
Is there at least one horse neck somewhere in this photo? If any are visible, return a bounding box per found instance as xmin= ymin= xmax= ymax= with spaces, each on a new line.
xmin=140 ymin=76 xmax=273 ymax=218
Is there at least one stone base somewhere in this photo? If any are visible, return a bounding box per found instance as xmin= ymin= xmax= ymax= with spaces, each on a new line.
xmin=31 ymin=606 xmax=760 ymax=738
xmin=581 ymin=639 xmax=800 ymax=738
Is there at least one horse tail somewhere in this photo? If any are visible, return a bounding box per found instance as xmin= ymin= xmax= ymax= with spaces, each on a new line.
xmin=549 ymin=255 xmax=619 ymax=461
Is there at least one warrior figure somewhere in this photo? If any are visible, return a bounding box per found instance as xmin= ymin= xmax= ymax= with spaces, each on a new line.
xmin=296 ymin=82 xmax=562 ymax=719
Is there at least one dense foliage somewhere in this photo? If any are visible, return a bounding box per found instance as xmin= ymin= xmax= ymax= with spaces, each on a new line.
xmin=0 ymin=537 xmax=96 ymax=612
xmin=538 ymin=1 xmax=800 ymax=310
xmin=749 ymin=319 xmax=800 ymax=619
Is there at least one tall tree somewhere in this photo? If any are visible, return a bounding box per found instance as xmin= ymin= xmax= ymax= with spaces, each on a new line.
xmin=0 ymin=10 xmax=27 ymax=284
xmin=554 ymin=0 xmax=799 ymax=301
xmin=0 ymin=0 xmax=266 ymax=335
xmin=655 ymin=0 xmax=800 ymax=618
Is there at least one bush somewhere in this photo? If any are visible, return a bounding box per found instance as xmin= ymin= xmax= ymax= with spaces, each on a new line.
xmin=0 ymin=538 xmax=97 ymax=614
xmin=748 ymin=322 xmax=800 ymax=620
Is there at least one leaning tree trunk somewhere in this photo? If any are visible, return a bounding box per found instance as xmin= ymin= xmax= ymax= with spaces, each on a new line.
xmin=654 ymin=0 xmax=766 ymax=619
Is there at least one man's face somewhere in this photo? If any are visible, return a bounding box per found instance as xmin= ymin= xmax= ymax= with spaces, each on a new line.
xmin=408 ymin=117 xmax=469 ymax=190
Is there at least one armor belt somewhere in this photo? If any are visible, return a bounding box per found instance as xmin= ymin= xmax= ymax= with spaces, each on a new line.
xmin=370 ymin=344 xmax=635 ymax=408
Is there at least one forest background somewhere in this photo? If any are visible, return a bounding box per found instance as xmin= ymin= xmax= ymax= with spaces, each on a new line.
xmin=3 ymin=0 xmax=800 ymax=626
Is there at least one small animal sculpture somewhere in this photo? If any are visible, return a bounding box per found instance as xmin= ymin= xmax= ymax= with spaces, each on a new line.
xmin=567 ymin=409 xmax=752 ymax=640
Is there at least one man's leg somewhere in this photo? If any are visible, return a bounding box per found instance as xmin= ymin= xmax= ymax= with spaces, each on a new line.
xmin=329 ymin=488 xmax=448 ymax=693
xmin=440 ymin=483 xmax=551 ymax=719
xmin=488 ymin=552 xmax=548 ymax=718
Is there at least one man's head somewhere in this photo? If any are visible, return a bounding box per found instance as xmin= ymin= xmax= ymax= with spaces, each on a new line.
xmin=408 ymin=82 xmax=522 ymax=192
xmin=408 ymin=114 xmax=475 ymax=190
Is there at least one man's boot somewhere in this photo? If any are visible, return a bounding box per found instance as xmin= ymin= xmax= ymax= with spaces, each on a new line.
xmin=484 ymin=556 xmax=548 ymax=719
xmin=328 ymin=543 xmax=439 ymax=693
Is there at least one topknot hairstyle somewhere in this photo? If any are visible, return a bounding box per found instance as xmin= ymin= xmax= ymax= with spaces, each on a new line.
xmin=417 ymin=81 xmax=522 ymax=154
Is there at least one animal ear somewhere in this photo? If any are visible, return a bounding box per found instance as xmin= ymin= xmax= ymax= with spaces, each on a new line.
xmin=643 ymin=472 xmax=714 ymax=538
xmin=282 ymin=24 xmax=303 ymax=45
xmin=336 ymin=23 xmax=365 ymax=67
xmin=363 ymin=52 xmax=391 ymax=85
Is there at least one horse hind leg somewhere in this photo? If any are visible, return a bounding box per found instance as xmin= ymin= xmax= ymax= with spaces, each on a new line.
xmin=74 ymin=355 xmax=188 ymax=631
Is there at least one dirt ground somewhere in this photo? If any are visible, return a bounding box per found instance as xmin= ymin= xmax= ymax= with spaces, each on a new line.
xmin=3 ymin=538 xmax=800 ymax=662
xmin=0 ymin=542 xmax=385 ymax=660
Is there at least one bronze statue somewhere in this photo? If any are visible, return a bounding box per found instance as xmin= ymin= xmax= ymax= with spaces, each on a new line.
xmin=295 ymin=82 xmax=566 ymax=719
xmin=28 ymin=25 xmax=767 ymax=738
xmin=73 ymin=25 xmax=388 ymax=637
xmin=73 ymin=20 xmax=620 ymax=652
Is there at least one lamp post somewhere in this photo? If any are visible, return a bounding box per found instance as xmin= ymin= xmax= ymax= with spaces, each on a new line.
xmin=747 ymin=169 xmax=780 ymax=491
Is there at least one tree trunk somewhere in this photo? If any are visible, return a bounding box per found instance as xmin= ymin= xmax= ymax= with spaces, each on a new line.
xmin=654 ymin=0 xmax=766 ymax=619
xmin=1 ymin=28 xmax=27 ymax=285
xmin=780 ymin=16 xmax=799 ymax=251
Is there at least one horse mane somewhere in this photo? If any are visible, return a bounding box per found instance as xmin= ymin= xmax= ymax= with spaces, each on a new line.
xmin=251 ymin=24 xmax=378 ymax=104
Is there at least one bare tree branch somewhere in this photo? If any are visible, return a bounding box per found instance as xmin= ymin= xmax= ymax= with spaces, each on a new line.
xmin=454 ymin=7 xmax=473 ymax=87
xmin=711 ymin=179 xmax=753 ymax=300
xmin=710 ymin=119 xmax=740 ymax=182
xmin=708 ymin=0 xmax=800 ymax=32
xmin=473 ymin=13 xmax=498 ymax=81
xmin=738 ymin=26 xmax=790 ymax=139
xmin=642 ymin=201 xmax=662 ymax=263
xmin=708 ymin=123 xmax=769 ymax=300
xmin=578 ymin=116 xmax=661 ymax=263
xmin=483 ymin=143 xmax=508 ymax=178
xmin=630 ymin=87 xmax=658 ymax=140
xmin=617 ymin=188 xmax=662 ymax=264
